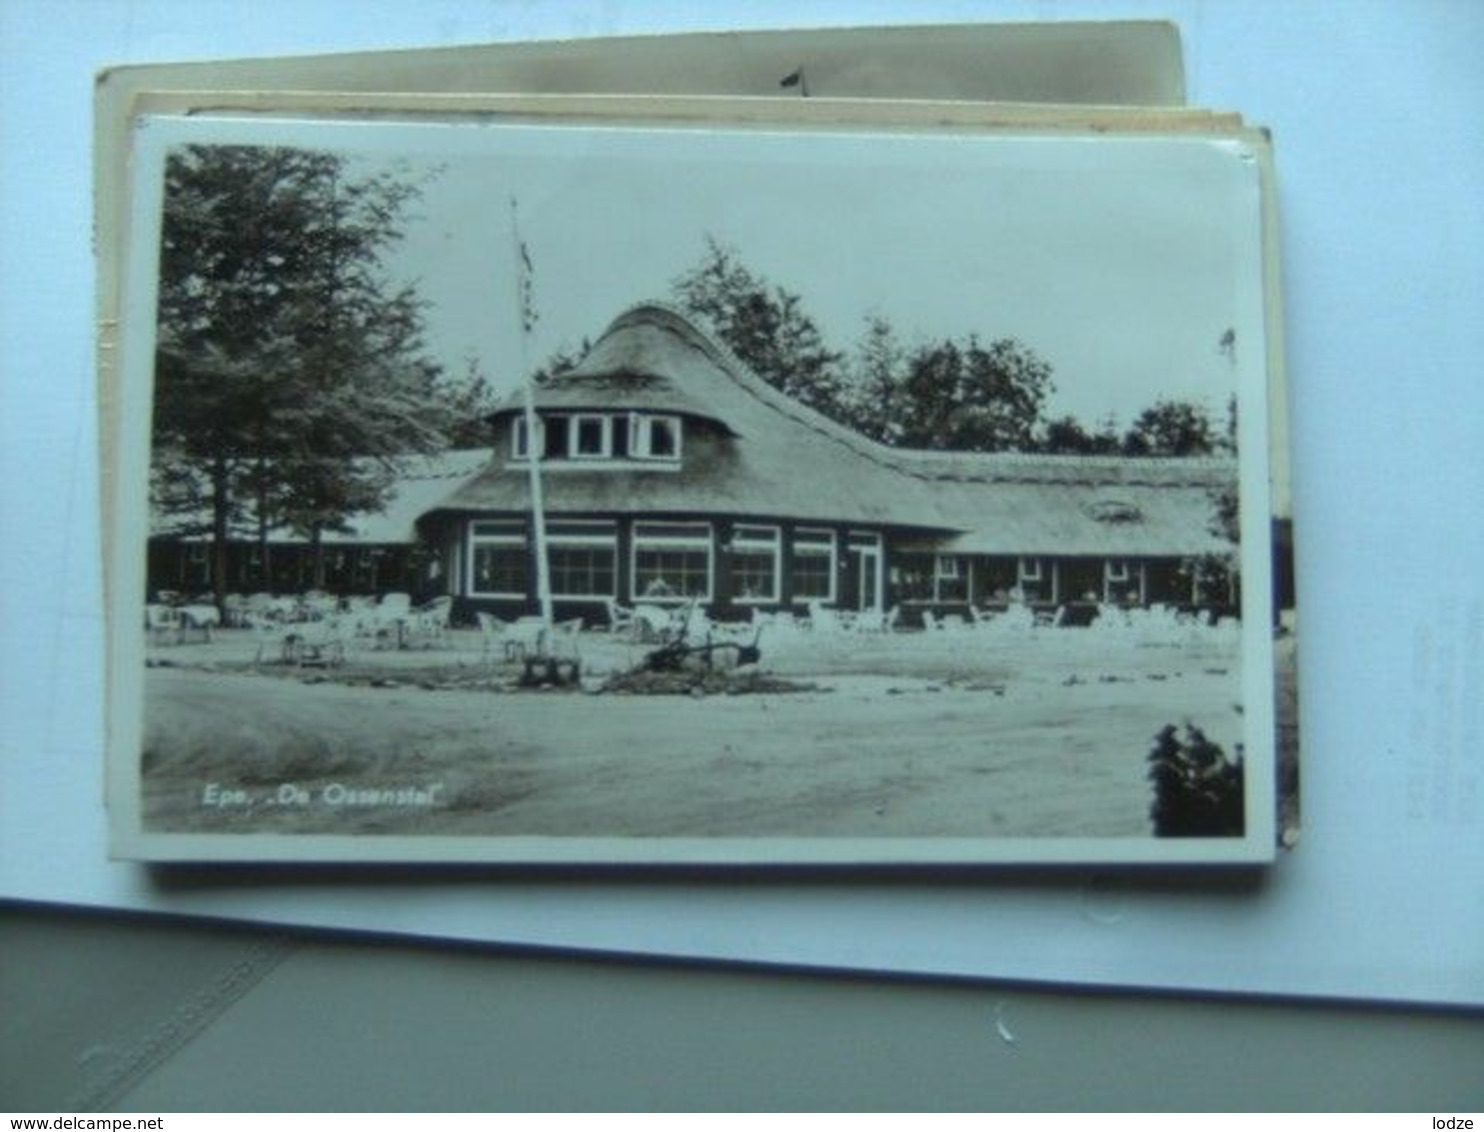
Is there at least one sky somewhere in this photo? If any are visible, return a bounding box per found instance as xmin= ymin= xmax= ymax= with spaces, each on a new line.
xmin=159 ymin=114 xmax=1268 ymax=430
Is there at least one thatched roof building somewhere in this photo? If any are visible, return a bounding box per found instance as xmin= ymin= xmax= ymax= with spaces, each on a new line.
xmin=147 ymin=303 xmax=1238 ymax=615
xmin=417 ymin=303 xmax=1238 ymax=618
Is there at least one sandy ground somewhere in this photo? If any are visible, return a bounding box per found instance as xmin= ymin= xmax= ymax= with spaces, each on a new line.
xmin=139 ymin=626 xmax=1265 ymax=840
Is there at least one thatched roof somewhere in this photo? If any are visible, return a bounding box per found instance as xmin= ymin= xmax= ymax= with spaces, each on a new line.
xmin=434 ymin=303 xmax=1236 ymax=558
xmin=152 ymin=450 xmax=490 ymax=545
xmin=327 ymin=450 xmax=491 ymax=545
xmin=494 ymin=323 xmax=735 ymax=429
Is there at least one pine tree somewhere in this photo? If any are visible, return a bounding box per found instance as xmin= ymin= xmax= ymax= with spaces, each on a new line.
xmin=152 ymin=145 xmax=451 ymax=604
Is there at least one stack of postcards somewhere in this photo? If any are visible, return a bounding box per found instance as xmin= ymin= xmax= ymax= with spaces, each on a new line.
xmin=98 ymin=21 xmax=1297 ymax=866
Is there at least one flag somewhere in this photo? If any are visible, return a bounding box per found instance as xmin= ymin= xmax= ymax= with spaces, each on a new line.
xmin=779 ymin=68 xmax=802 ymax=88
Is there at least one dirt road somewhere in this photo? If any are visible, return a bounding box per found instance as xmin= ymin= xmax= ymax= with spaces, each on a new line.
xmin=141 ymin=632 xmax=1246 ymax=840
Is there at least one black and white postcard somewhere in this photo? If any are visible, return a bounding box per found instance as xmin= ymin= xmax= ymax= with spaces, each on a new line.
xmin=107 ymin=100 xmax=1284 ymax=864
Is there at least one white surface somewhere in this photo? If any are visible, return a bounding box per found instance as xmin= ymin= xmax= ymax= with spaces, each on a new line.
xmin=2 ymin=0 xmax=1481 ymax=1007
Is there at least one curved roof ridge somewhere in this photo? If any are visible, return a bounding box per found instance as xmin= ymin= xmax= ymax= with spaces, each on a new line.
xmin=603 ymin=302 xmax=981 ymax=483
xmin=603 ymin=303 xmax=1235 ymax=487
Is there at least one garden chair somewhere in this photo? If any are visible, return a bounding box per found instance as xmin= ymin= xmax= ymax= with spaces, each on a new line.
xmin=222 ymin=593 xmax=249 ymax=627
xmin=476 ymin=611 xmax=521 ymax=663
xmin=603 ymin=599 xmax=639 ymax=639
xmin=632 ymin=604 xmax=673 ymax=643
xmin=363 ymin=592 xmax=414 ymax=649
xmin=177 ymin=603 xmax=220 ymax=643
xmin=144 ymin=603 xmax=182 ymax=646
xmin=299 ymin=590 xmax=339 ymax=621
xmin=806 ymin=601 xmax=846 ymax=634
xmin=407 ymin=595 xmax=453 ymax=648
xmin=279 ymin=617 xmax=348 ymax=668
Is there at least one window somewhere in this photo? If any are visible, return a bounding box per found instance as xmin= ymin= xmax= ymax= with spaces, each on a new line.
xmin=731 ymin=525 xmax=780 ymax=603
xmin=630 ymin=414 xmax=682 ymax=461
xmin=513 ymin=413 xmax=678 ymax=464
xmin=632 ymin=522 xmax=711 ymax=601
xmin=890 ymin=554 xmax=936 ymax=602
xmin=790 ymin=528 xmax=836 ymax=603
xmin=547 ymin=521 xmax=617 ymax=598
xmin=1018 ymin=557 xmax=1054 ymax=603
xmin=469 ymin=521 xmax=527 ymax=598
xmin=511 ymin=414 xmax=571 ymax=460
xmin=511 ymin=416 xmax=538 ymax=460
xmin=935 ymin=555 xmax=968 ymax=602
xmin=571 ymin=415 xmax=611 ymax=459
xmin=977 ymin=557 xmax=1018 ymax=604
xmin=1104 ymin=558 xmax=1141 ymax=605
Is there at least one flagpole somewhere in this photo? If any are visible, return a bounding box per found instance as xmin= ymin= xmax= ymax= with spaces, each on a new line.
xmin=509 ymin=197 xmax=554 ymax=641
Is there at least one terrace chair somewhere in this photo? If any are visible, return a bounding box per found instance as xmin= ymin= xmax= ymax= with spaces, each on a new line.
xmin=806 ymin=601 xmax=845 ymax=634
xmin=632 ymin=604 xmax=673 ymax=643
xmin=299 ymin=590 xmax=339 ymax=622
xmin=549 ymin=617 xmax=585 ymax=659
xmin=476 ymin=611 xmax=520 ymax=663
xmin=1003 ymin=603 xmax=1038 ymax=633
xmin=144 ymin=603 xmax=182 ymax=646
xmin=363 ymin=592 xmax=415 ymax=649
xmin=921 ymin=610 xmax=945 ymax=632
xmin=278 ymin=616 xmax=348 ymax=668
xmin=177 ymin=603 xmax=220 ymax=643
xmin=245 ymin=592 xmax=278 ymax=623
xmin=407 ymin=596 xmax=454 ymax=649
xmin=223 ymin=593 xmax=249 ymax=628
xmin=603 ymin=599 xmax=639 ymax=639
xmin=377 ymin=592 xmax=413 ymax=617
xmin=245 ymin=612 xmax=283 ymax=665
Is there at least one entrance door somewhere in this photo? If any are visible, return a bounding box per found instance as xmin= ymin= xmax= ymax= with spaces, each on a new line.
xmin=846 ymin=533 xmax=884 ymax=612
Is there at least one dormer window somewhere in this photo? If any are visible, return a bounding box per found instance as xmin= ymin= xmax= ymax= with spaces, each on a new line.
xmin=630 ymin=414 xmax=682 ymax=461
xmin=571 ymin=414 xmax=611 ymax=459
xmin=510 ymin=412 xmax=681 ymax=465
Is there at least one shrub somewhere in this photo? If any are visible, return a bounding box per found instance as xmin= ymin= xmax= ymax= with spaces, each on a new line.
xmin=1147 ymin=724 xmax=1244 ymax=837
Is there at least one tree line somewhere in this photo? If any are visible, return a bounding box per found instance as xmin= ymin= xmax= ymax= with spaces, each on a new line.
xmin=152 ymin=146 xmax=457 ymax=606
xmin=664 ymin=237 xmax=1235 ymax=460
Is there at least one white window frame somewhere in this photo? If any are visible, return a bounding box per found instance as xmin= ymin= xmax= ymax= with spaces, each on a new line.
xmin=790 ymin=528 xmax=837 ymax=605
xmin=510 ymin=416 xmax=539 ymax=460
xmin=629 ymin=413 xmax=683 ymax=462
xmin=1017 ymin=557 xmax=1043 ymax=583
xmin=569 ymin=414 xmax=612 ymax=460
xmin=546 ymin=521 xmax=619 ymax=599
xmin=631 ymin=521 xmax=712 ymax=603
xmin=934 ymin=554 xmax=969 ymax=602
xmin=467 ymin=520 xmax=528 ymax=599
xmin=730 ymin=524 xmax=782 ymax=604
xmin=1104 ymin=558 xmax=1143 ymax=604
